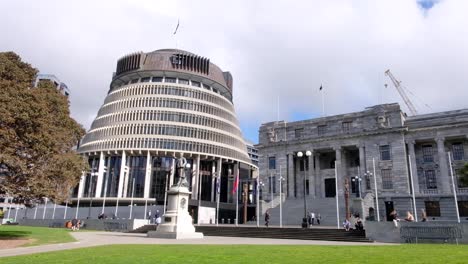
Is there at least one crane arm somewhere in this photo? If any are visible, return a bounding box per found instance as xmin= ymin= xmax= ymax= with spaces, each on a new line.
xmin=385 ymin=69 xmax=418 ymax=115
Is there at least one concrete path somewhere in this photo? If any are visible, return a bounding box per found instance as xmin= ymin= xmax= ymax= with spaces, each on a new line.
xmin=0 ymin=231 xmax=393 ymax=258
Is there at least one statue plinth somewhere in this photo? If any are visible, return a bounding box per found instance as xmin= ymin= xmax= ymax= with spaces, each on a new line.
xmin=147 ymin=184 xmax=203 ymax=239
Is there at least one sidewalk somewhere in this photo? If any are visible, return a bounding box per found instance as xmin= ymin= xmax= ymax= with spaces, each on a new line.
xmin=0 ymin=231 xmax=392 ymax=258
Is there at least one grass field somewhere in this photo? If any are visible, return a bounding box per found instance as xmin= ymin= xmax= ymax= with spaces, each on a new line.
xmin=1 ymin=244 xmax=468 ymax=264
xmin=0 ymin=225 xmax=75 ymax=246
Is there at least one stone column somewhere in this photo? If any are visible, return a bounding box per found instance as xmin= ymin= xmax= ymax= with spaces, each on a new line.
xmin=436 ymin=137 xmax=450 ymax=193
xmin=95 ymin=152 xmax=105 ymax=198
xmin=407 ymin=140 xmax=420 ymax=194
xmin=287 ymin=153 xmax=294 ymax=198
xmin=308 ymin=151 xmax=315 ymax=197
xmin=334 ymin=147 xmax=343 ymax=196
xmin=119 ymin=151 xmax=127 ymax=198
xmin=77 ymin=171 xmax=86 ymax=198
xmin=144 ymin=151 xmax=152 ymax=198
xmin=314 ymin=153 xmax=321 ymax=198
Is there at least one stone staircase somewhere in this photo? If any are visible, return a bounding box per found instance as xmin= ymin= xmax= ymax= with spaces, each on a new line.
xmin=130 ymin=224 xmax=371 ymax=242
xmin=264 ymin=197 xmax=346 ymax=227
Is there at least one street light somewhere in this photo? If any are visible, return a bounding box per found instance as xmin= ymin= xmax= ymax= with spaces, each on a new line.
xmin=256 ymin=180 xmax=264 ymax=227
xmin=297 ymin=150 xmax=311 ymax=228
xmin=278 ymin=175 xmax=285 ymax=228
xmin=352 ymin=175 xmax=362 ymax=198
xmin=364 ymin=158 xmax=380 ymax=221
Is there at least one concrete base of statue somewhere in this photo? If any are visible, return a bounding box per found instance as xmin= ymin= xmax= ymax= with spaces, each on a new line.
xmin=147 ymin=185 xmax=203 ymax=240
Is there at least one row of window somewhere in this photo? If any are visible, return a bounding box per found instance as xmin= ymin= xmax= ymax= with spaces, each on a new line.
xmin=106 ymin=84 xmax=233 ymax=112
xmin=78 ymin=138 xmax=250 ymax=163
xmin=90 ymin=110 xmax=242 ymax=138
xmin=97 ymin=96 xmax=237 ymax=124
xmin=112 ymin=76 xmax=231 ymax=101
xmin=82 ymin=123 xmax=246 ymax=150
xmin=424 ymin=201 xmax=468 ymax=217
xmin=293 ymin=122 xmax=355 ymax=139
xmin=421 ymin=143 xmax=465 ymax=163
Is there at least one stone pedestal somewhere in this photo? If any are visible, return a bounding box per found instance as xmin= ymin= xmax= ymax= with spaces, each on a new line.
xmin=147 ymin=185 xmax=203 ymax=239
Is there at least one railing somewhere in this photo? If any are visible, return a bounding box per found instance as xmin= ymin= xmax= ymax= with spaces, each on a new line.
xmin=458 ymin=188 xmax=468 ymax=193
xmin=421 ymin=189 xmax=439 ymax=195
xmin=400 ymin=225 xmax=463 ymax=244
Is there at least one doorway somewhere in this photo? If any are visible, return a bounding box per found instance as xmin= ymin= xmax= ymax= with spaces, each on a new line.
xmin=385 ymin=201 xmax=394 ymax=221
xmin=324 ymin=178 xmax=336 ymax=197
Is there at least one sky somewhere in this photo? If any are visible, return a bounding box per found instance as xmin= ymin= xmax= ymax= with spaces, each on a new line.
xmin=1 ymin=0 xmax=466 ymax=144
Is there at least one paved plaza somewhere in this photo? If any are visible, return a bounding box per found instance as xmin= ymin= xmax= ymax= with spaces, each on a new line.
xmin=0 ymin=231 xmax=391 ymax=258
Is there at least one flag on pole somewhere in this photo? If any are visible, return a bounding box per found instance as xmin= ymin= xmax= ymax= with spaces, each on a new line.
xmin=173 ymin=19 xmax=180 ymax=35
xmin=232 ymin=170 xmax=239 ymax=194
xmin=216 ymin=176 xmax=221 ymax=194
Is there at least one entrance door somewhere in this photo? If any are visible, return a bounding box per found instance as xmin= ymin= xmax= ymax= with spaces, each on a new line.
xmin=385 ymin=201 xmax=394 ymax=221
xmin=324 ymin=178 xmax=336 ymax=197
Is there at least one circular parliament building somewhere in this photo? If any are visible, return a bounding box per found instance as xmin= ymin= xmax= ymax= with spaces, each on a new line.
xmin=72 ymin=49 xmax=258 ymax=222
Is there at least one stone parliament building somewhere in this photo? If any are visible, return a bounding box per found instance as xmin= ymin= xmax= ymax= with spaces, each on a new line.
xmin=257 ymin=103 xmax=468 ymax=225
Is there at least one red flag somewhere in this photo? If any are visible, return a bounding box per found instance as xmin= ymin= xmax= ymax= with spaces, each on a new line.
xmin=232 ymin=170 xmax=239 ymax=194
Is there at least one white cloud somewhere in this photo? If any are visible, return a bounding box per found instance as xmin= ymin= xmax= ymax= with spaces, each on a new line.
xmin=1 ymin=0 xmax=467 ymax=143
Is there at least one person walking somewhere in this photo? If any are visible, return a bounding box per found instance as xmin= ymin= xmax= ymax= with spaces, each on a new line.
xmin=264 ymin=210 xmax=270 ymax=227
xmin=311 ymin=212 xmax=315 ymax=225
xmin=317 ymin=213 xmax=321 ymax=225
xmin=155 ymin=210 xmax=161 ymax=229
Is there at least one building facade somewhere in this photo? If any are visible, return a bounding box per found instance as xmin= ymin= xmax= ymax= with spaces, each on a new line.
xmin=257 ymin=103 xmax=468 ymax=225
xmin=245 ymin=139 xmax=259 ymax=166
xmin=34 ymin=74 xmax=70 ymax=97
xmin=73 ymin=49 xmax=257 ymax=222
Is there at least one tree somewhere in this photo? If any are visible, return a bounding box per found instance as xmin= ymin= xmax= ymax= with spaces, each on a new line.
xmin=0 ymin=52 xmax=87 ymax=204
xmin=459 ymin=162 xmax=468 ymax=187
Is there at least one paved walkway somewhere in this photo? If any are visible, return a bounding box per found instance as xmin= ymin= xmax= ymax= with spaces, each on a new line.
xmin=0 ymin=231 xmax=392 ymax=258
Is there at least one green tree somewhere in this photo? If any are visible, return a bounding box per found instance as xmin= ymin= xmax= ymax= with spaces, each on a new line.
xmin=0 ymin=52 xmax=87 ymax=204
xmin=459 ymin=162 xmax=468 ymax=187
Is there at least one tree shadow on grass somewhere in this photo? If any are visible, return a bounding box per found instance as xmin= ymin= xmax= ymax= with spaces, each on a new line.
xmin=0 ymin=231 xmax=32 ymax=240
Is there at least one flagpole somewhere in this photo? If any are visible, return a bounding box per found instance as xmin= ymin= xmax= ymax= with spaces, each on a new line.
xmin=321 ymin=85 xmax=325 ymax=117
xmin=256 ymin=177 xmax=260 ymax=227
xmin=335 ymin=161 xmax=340 ymax=228
xmin=52 ymin=203 xmax=57 ymax=219
xmin=235 ymin=163 xmax=239 ymax=226
xmin=408 ymin=155 xmax=418 ymax=222
xmin=43 ymin=198 xmax=48 ymax=219
xmin=448 ymin=152 xmax=461 ymax=223
xmin=216 ymin=174 xmax=220 ymax=226
xmin=64 ymin=201 xmax=68 ymax=220
xmin=279 ymin=165 xmax=283 ymax=228
xmin=75 ymin=198 xmax=80 ymax=219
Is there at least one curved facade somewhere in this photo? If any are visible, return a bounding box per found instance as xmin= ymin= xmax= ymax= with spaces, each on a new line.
xmin=73 ymin=49 xmax=257 ymax=213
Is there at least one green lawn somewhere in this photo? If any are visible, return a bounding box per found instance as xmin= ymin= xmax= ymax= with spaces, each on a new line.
xmin=0 ymin=225 xmax=75 ymax=246
xmin=2 ymin=244 xmax=468 ymax=264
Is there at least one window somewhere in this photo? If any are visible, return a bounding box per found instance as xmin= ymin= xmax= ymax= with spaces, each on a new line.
xmin=318 ymin=125 xmax=327 ymax=136
xmin=458 ymin=201 xmax=468 ymax=217
xmin=165 ymin=77 xmax=176 ymax=83
xmin=452 ymin=143 xmax=465 ymax=161
xmin=192 ymin=81 xmax=201 ymax=87
xmin=141 ymin=77 xmax=151 ymax=82
xmin=130 ymin=78 xmax=139 ymax=84
xmin=342 ymin=121 xmax=352 ymax=133
xmin=268 ymin=157 xmax=276 ymax=170
xmin=422 ymin=144 xmax=434 ymax=163
xmin=269 ymin=176 xmax=276 ymax=194
xmin=425 ymin=170 xmax=437 ymax=189
xmin=381 ymin=169 xmax=393 ymax=189
xmin=203 ymin=84 xmax=210 ymax=90
xmin=425 ymin=201 xmax=441 ymax=217
xmin=152 ymin=77 xmax=163 ymax=82
xmin=179 ymin=79 xmax=189 ymax=85
xmin=295 ymin=128 xmax=303 ymax=138
xmin=456 ymin=170 xmax=468 ymax=188
xmin=379 ymin=145 xmax=391 ymax=160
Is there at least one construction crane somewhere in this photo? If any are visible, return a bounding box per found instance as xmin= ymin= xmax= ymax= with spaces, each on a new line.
xmin=384 ymin=69 xmax=418 ymax=116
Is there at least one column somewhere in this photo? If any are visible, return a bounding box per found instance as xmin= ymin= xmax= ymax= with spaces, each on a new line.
xmin=77 ymin=171 xmax=86 ymax=198
xmin=193 ymin=155 xmax=200 ymax=199
xmin=407 ymin=140 xmax=420 ymax=193
xmin=95 ymin=152 xmax=105 ymax=198
xmin=334 ymin=147 xmax=343 ymax=195
xmin=436 ymin=137 xmax=451 ymax=193
xmin=308 ymin=151 xmax=315 ymax=197
xmin=143 ymin=151 xmax=151 ymax=198
xmin=314 ymin=153 xmax=321 ymax=198
xmin=117 ymin=151 xmax=127 ymax=198
xmin=287 ymin=153 xmax=294 ymax=198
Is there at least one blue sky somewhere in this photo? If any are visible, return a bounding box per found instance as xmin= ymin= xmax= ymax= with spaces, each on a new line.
xmin=1 ymin=0 xmax=467 ymax=145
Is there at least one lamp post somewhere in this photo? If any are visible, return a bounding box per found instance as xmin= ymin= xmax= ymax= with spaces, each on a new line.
xmin=352 ymin=175 xmax=362 ymax=198
xmin=279 ymin=175 xmax=285 ymax=228
xmin=364 ymin=158 xmax=380 ymax=221
xmin=297 ymin=150 xmax=311 ymax=228
xmin=256 ymin=180 xmax=264 ymax=227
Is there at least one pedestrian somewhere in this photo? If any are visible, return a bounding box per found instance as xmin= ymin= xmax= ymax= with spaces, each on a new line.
xmin=265 ymin=210 xmax=270 ymax=227
xmin=307 ymin=211 xmax=312 ymax=227
xmin=311 ymin=211 xmax=315 ymax=225
xmin=317 ymin=213 xmax=321 ymax=225
xmin=355 ymin=216 xmax=363 ymax=230
xmin=421 ymin=209 xmax=427 ymax=222
xmin=389 ymin=210 xmax=399 ymax=227
xmin=343 ymin=218 xmax=351 ymax=231
xmin=71 ymin=218 xmax=78 ymax=231
xmin=147 ymin=210 xmax=152 ymax=222
xmin=155 ymin=210 xmax=161 ymax=229
xmin=405 ymin=211 xmax=414 ymax=222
